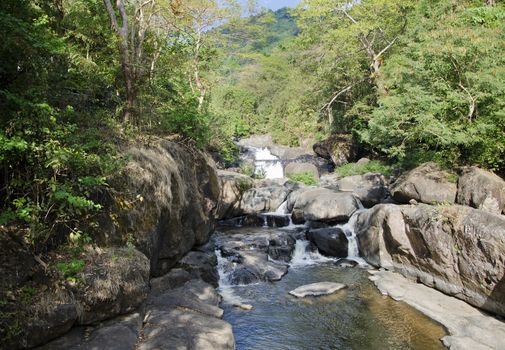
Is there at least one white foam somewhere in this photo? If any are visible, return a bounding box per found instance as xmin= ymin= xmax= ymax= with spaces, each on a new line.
xmin=290 ymin=240 xmax=335 ymax=267
xmin=253 ymin=147 xmax=284 ymax=179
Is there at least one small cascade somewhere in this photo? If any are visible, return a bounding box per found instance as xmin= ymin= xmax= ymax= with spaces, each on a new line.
xmin=275 ymin=200 xmax=288 ymax=215
xmin=290 ymin=240 xmax=335 ymax=267
xmin=216 ymin=249 xmax=247 ymax=305
xmin=253 ymin=147 xmax=284 ymax=179
xmin=337 ymin=208 xmax=369 ymax=266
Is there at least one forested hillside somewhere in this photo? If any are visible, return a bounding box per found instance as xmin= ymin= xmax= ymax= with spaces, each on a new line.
xmin=209 ymin=0 xmax=505 ymax=172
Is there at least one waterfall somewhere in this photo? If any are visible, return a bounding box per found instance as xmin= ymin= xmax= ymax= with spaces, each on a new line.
xmin=253 ymin=147 xmax=284 ymax=179
xmin=275 ymin=200 xmax=288 ymax=214
xmin=290 ymin=240 xmax=335 ymax=267
xmin=216 ymin=249 xmax=247 ymax=305
xmin=337 ymin=208 xmax=369 ymax=266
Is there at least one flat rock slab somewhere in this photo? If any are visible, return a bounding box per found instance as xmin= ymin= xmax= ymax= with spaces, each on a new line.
xmin=369 ymin=270 xmax=505 ymax=350
xmin=289 ymin=282 xmax=347 ymax=298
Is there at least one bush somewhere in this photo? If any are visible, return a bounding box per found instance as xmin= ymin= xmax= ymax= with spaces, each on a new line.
xmin=287 ymin=172 xmax=319 ymax=185
xmin=335 ymin=161 xmax=392 ymax=177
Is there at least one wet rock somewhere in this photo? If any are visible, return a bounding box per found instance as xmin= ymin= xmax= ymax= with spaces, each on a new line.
xmin=289 ymin=282 xmax=347 ymax=298
xmin=356 ymin=203 xmax=505 ymax=317
xmin=390 ymin=162 xmax=457 ymax=204
xmin=336 ymin=259 xmax=358 ymax=268
xmin=370 ymin=270 xmax=505 ymax=350
xmin=216 ymin=170 xmax=254 ymax=219
xmin=307 ymin=228 xmax=348 ymax=258
xmin=176 ymin=251 xmax=219 ymax=288
xmin=268 ymin=234 xmax=296 ymax=262
xmin=457 ymin=166 xmax=505 ymax=215
xmin=230 ymin=251 xmax=288 ymax=284
xmin=284 ymin=162 xmax=319 ymax=179
xmin=292 ymin=188 xmax=359 ymax=223
xmin=265 ymin=214 xmax=291 ymax=228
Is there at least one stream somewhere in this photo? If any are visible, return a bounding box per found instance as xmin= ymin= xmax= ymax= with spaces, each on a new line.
xmin=215 ymin=226 xmax=447 ymax=350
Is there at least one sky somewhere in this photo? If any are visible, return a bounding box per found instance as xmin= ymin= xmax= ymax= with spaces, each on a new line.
xmin=259 ymin=0 xmax=302 ymax=10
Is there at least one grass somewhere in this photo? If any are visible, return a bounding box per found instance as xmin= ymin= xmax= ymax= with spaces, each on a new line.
xmin=335 ymin=160 xmax=393 ymax=177
xmin=287 ymin=172 xmax=319 ymax=186
xmin=56 ymin=259 xmax=85 ymax=282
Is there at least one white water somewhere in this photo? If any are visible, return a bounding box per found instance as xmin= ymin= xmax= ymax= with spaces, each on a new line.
xmin=337 ymin=208 xmax=369 ymax=267
xmin=216 ymin=250 xmax=248 ymax=305
xmin=275 ymin=200 xmax=288 ymax=214
xmin=290 ymin=240 xmax=335 ymax=267
xmin=253 ymin=147 xmax=284 ymax=179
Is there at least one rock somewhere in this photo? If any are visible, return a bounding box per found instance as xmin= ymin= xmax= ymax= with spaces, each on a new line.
xmin=336 ymin=259 xmax=359 ymax=268
xmin=370 ymin=270 xmax=505 ymax=350
xmin=265 ymin=214 xmax=291 ymax=228
xmin=390 ymin=162 xmax=457 ymax=204
xmin=289 ymin=282 xmax=347 ymax=298
xmin=268 ymin=234 xmax=296 ymax=262
xmin=334 ymin=173 xmax=389 ymax=207
xmin=139 ymin=308 xmax=235 ymax=350
xmin=176 ymin=251 xmax=219 ymax=288
xmin=237 ymin=134 xmax=274 ymax=149
xmin=306 ymin=228 xmax=348 ymax=258
xmin=312 ymin=134 xmax=357 ymax=166
xmin=457 ymin=166 xmax=505 ymax=215
xmin=230 ymin=251 xmax=288 ymax=284
xmin=106 ymin=140 xmax=221 ymax=277
xmin=286 ymin=187 xmax=310 ymax=213
xmin=284 ymin=162 xmax=319 ymax=179
xmin=75 ymin=247 xmax=150 ymax=325
xmin=234 ymin=186 xmax=289 ymax=215
xmin=234 ymin=303 xmax=253 ymax=311
xmin=150 ymin=268 xmax=193 ymax=296
xmin=356 ymin=158 xmax=370 ymax=166
xmin=216 ymin=170 xmax=254 ymax=219
xmin=36 ymin=313 xmax=142 ymax=350
xmin=356 ymin=203 xmax=505 ymax=317
xmin=292 ymin=188 xmax=359 ymax=223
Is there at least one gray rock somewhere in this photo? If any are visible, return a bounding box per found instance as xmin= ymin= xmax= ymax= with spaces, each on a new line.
xmin=230 ymin=251 xmax=288 ymax=284
xmin=391 ymin=162 xmax=457 ymax=204
xmin=457 ymin=166 xmax=505 ymax=215
xmin=235 ymin=186 xmax=290 ymax=215
xmin=356 ymin=203 xmax=505 ymax=317
xmin=139 ymin=308 xmax=235 ymax=350
xmin=292 ymin=188 xmax=359 ymax=223
xmin=356 ymin=158 xmax=371 ymax=166
xmin=176 ymin=251 xmax=219 ymax=287
xmin=334 ymin=173 xmax=388 ymax=207
xmin=289 ymin=282 xmax=347 ymax=298
xmin=75 ymin=248 xmax=150 ymax=325
xmin=148 ymin=288 xmax=223 ymax=319
xmin=286 ymin=187 xmax=310 ymax=213
xmin=307 ymin=228 xmax=348 ymax=258
xmin=150 ymin=268 xmax=193 ymax=296
xmin=336 ymin=258 xmax=359 ymax=268
xmin=216 ymin=170 xmax=254 ymax=219
xmin=284 ymin=162 xmax=319 ymax=179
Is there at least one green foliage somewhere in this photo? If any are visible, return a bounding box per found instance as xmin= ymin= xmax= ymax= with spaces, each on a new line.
xmin=239 ymin=163 xmax=256 ymax=177
xmin=335 ymin=161 xmax=393 ymax=177
xmin=287 ymin=172 xmax=319 ymax=186
xmin=56 ymin=259 xmax=85 ymax=282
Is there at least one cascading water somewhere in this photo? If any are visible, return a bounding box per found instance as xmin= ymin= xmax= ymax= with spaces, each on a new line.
xmin=275 ymin=200 xmax=288 ymax=215
xmin=337 ymin=207 xmax=369 ymax=266
xmin=290 ymin=240 xmax=335 ymax=267
xmin=216 ymin=249 xmax=248 ymax=306
xmin=253 ymin=147 xmax=284 ymax=179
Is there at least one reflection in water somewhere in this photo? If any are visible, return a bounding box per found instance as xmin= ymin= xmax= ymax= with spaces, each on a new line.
xmin=220 ymin=246 xmax=446 ymax=350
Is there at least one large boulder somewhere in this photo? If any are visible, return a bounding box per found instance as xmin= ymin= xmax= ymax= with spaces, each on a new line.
xmin=356 ymin=203 xmax=505 ymax=317
xmin=292 ymin=188 xmax=359 ymax=223
xmin=284 ymin=162 xmax=319 ymax=179
xmin=289 ymin=282 xmax=347 ymax=298
xmin=312 ymin=134 xmax=357 ymax=166
xmin=333 ymin=173 xmax=389 ymax=207
xmin=234 ymin=185 xmax=289 ymax=215
xmin=457 ymin=166 xmax=505 ymax=215
xmin=390 ymin=162 xmax=457 ymax=204
xmin=103 ymin=140 xmax=221 ymax=277
xmin=216 ymin=170 xmax=254 ymax=219
xmin=306 ymin=228 xmax=348 ymax=258
xmin=74 ymin=248 xmax=150 ymax=325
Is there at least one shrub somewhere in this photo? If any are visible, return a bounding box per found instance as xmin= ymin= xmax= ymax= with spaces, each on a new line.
xmin=287 ymin=172 xmax=319 ymax=185
xmin=335 ymin=161 xmax=393 ymax=177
